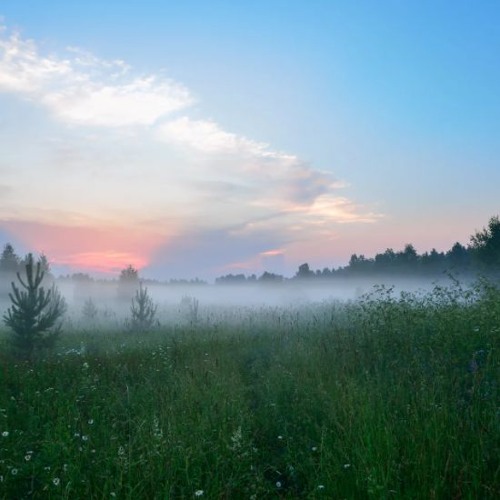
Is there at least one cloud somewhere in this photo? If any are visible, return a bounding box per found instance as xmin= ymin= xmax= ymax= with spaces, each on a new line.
xmin=0 ymin=184 xmax=12 ymax=196
xmin=0 ymin=22 xmax=382 ymax=279
xmin=157 ymin=117 xmax=269 ymax=155
xmin=156 ymin=116 xmax=351 ymax=213
xmin=0 ymin=219 xmax=166 ymax=274
xmin=43 ymin=77 xmax=192 ymax=127
xmin=145 ymin=226 xmax=287 ymax=280
xmin=0 ymin=27 xmax=193 ymax=127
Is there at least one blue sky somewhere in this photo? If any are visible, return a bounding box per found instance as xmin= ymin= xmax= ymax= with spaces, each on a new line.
xmin=1 ymin=1 xmax=499 ymax=279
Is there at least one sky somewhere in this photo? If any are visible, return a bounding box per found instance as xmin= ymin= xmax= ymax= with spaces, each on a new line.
xmin=1 ymin=1 xmax=499 ymax=280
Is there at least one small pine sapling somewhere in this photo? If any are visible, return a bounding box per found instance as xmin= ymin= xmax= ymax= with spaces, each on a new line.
xmin=82 ymin=297 xmax=99 ymax=321
xmin=129 ymin=284 xmax=158 ymax=332
xmin=3 ymin=254 xmax=67 ymax=358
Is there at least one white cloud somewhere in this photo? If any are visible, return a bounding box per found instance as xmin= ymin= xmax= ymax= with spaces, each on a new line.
xmin=0 ymin=31 xmax=72 ymax=93
xmin=157 ymin=116 xmax=268 ymax=155
xmin=43 ymin=77 xmax=192 ymax=127
xmin=0 ymin=28 xmax=193 ymax=126
xmin=0 ymin=22 xmax=382 ymax=278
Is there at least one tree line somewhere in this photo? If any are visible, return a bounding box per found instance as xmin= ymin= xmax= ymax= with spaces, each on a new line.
xmin=1 ymin=216 xmax=499 ymax=289
xmin=216 ymin=215 xmax=500 ymax=283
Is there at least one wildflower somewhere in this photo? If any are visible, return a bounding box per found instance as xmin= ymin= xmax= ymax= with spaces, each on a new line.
xmin=82 ymin=435 xmax=89 ymax=441
xmin=11 ymin=468 xmax=18 ymax=475
xmin=25 ymin=454 xmax=31 ymax=461
xmin=343 ymin=463 xmax=351 ymax=469
xmin=311 ymin=446 xmax=317 ymax=451
xmin=53 ymin=477 xmax=60 ymax=486
xmin=277 ymin=435 xmax=283 ymax=440
xmin=83 ymin=362 xmax=89 ymax=369
xmin=194 ymin=490 xmax=204 ymax=497
xmin=1 ymin=431 xmax=8 ymax=437
xmin=229 ymin=426 xmax=243 ymax=451
xmin=276 ymin=481 xmax=282 ymax=488
xmin=318 ymin=484 xmax=325 ymax=490
xmin=88 ymin=419 xmax=94 ymax=425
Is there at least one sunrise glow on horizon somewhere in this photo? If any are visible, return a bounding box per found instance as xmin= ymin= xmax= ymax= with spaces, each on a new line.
xmin=1 ymin=2 xmax=499 ymax=280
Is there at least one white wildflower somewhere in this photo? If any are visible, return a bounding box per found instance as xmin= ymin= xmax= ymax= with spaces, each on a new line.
xmin=1 ymin=431 xmax=8 ymax=437
xmin=194 ymin=490 xmax=204 ymax=497
xmin=53 ymin=477 xmax=60 ymax=486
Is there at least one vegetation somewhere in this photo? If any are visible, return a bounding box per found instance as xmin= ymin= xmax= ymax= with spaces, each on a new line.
xmin=2 ymin=254 xmax=66 ymax=359
xmin=128 ymin=284 xmax=158 ymax=332
xmin=117 ymin=264 xmax=140 ymax=301
xmin=0 ymin=215 xmax=498 ymax=496
xmin=0 ymin=279 xmax=498 ymax=498
xmin=217 ymin=215 xmax=500 ymax=283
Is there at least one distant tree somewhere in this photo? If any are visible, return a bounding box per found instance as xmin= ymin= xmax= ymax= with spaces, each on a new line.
xmin=396 ymin=244 xmax=418 ymax=271
xmin=0 ymin=243 xmax=21 ymax=274
xmin=348 ymin=254 xmax=374 ymax=274
xmin=118 ymin=264 xmax=139 ymax=300
xmin=3 ymin=254 xmax=66 ymax=359
xmin=72 ymin=273 xmax=94 ymax=282
xmin=180 ymin=295 xmax=199 ymax=325
xmin=296 ymin=263 xmax=313 ymax=279
xmin=128 ymin=284 xmax=157 ymax=332
xmin=321 ymin=267 xmax=333 ymax=278
xmin=420 ymin=248 xmax=446 ymax=275
xmin=446 ymin=242 xmax=471 ymax=270
xmin=470 ymin=216 xmax=500 ymax=269
xmin=215 ymin=273 xmax=247 ymax=284
xmin=82 ymin=297 xmax=99 ymax=322
xmin=374 ymin=248 xmax=396 ymax=272
xmin=258 ymin=271 xmax=284 ymax=283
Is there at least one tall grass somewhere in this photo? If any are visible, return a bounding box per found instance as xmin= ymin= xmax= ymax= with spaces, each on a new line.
xmin=0 ymin=280 xmax=498 ymax=498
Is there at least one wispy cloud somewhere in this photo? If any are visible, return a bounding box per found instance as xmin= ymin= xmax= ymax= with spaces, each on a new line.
xmin=0 ymin=23 xmax=381 ymax=277
xmin=0 ymin=26 xmax=193 ymax=127
xmin=157 ymin=117 xmax=268 ymax=155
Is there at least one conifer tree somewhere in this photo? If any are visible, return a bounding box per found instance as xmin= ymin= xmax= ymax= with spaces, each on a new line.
xmin=3 ymin=253 xmax=66 ymax=358
xmin=118 ymin=264 xmax=139 ymax=301
xmin=129 ymin=283 xmax=157 ymax=332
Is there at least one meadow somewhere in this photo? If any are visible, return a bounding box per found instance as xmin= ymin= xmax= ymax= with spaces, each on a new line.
xmin=0 ymin=279 xmax=498 ymax=499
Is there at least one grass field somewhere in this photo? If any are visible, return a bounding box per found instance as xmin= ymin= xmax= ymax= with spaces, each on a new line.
xmin=0 ymin=280 xmax=498 ymax=498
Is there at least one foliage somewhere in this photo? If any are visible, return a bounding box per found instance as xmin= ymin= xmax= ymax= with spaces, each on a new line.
xmin=0 ymin=279 xmax=498 ymax=498
xmin=3 ymin=253 xmax=66 ymax=358
xmin=128 ymin=284 xmax=157 ymax=332
xmin=0 ymin=243 xmax=21 ymax=274
xmin=117 ymin=264 xmax=140 ymax=301
xmin=470 ymin=215 xmax=500 ymax=269
xmin=180 ymin=295 xmax=199 ymax=325
xmin=82 ymin=297 xmax=98 ymax=321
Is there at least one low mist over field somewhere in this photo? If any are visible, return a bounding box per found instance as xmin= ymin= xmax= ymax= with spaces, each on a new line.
xmin=1 ymin=2 xmax=500 ymax=497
